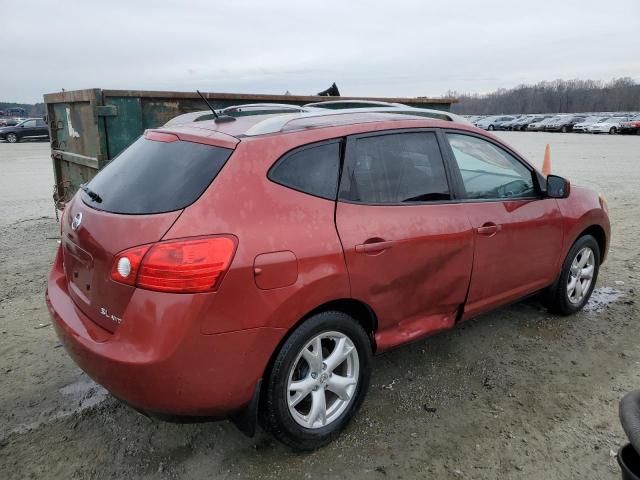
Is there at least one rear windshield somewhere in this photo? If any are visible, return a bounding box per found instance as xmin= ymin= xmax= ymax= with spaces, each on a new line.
xmin=82 ymin=136 xmax=232 ymax=214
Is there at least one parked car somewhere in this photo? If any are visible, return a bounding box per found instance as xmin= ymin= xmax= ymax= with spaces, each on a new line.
xmin=0 ymin=118 xmax=49 ymax=143
xmin=4 ymin=107 xmax=27 ymax=117
xmin=619 ymin=114 xmax=640 ymax=135
xmin=587 ymin=116 xmax=628 ymax=134
xmin=0 ymin=117 xmax=21 ymax=127
xmin=527 ymin=116 xmax=557 ymax=131
xmin=545 ymin=115 xmax=587 ymax=133
xmin=573 ymin=116 xmax=607 ymax=133
xmin=47 ymin=107 xmax=610 ymax=450
xmin=508 ymin=115 xmax=538 ymax=131
xmin=475 ymin=115 xmax=516 ymax=130
xmin=497 ymin=116 xmax=525 ymax=130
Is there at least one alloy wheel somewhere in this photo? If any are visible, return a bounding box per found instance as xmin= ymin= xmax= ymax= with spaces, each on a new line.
xmin=6 ymin=133 xmax=17 ymax=143
xmin=567 ymin=247 xmax=595 ymax=304
xmin=287 ymin=331 xmax=359 ymax=429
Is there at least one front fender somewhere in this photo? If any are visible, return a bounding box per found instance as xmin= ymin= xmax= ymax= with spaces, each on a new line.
xmin=557 ymin=186 xmax=611 ymax=264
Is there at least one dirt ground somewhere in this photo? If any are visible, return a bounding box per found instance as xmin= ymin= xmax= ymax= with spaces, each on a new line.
xmin=0 ymin=132 xmax=638 ymax=479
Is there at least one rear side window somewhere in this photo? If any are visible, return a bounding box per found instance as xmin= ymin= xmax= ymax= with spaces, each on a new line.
xmin=269 ymin=141 xmax=341 ymax=200
xmin=82 ymin=136 xmax=232 ymax=214
xmin=339 ymin=132 xmax=450 ymax=204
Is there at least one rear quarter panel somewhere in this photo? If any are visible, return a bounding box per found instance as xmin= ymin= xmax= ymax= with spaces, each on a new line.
xmin=164 ymin=134 xmax=351 ymax=335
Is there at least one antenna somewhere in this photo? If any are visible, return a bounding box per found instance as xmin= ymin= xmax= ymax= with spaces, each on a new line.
xmin=196 ymin=90 xmax=235 ymax=123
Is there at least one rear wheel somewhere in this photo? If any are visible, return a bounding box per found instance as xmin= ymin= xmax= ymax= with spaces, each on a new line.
xmin=262 ymin=311 xmax=372 ymax=450
xmin=609 ymin=127 xmax=617 ymax=134
xmin=546 ymin=235 xmax=600 ymax=315
xmin=561 ymin=126 xmax=568 ymax=133
xmin=488 ymin=125 xmax=495 ymax=131
xmin=6 ymin=133 xmax=18 ymax=143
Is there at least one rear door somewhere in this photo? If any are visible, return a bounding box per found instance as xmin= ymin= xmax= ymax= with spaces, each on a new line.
xmin=335 ymin=130 xmax=474 ymax=350
xmin=35 ymin=118 xmax=49 ymax=137
xmin=442 ymin=131 xmax=563 ymax=319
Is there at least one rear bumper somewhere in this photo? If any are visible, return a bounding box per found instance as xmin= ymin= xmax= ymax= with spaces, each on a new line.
xmin=46 ymin=246 xmax=284 ymax=417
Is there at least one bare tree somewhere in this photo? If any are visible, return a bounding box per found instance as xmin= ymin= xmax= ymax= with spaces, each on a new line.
xmin=448 ymin=78 xmax=640 ymax=114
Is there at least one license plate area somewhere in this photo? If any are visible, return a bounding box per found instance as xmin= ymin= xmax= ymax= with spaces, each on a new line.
xmin=62 ymin=238 xmax=94 ymax=304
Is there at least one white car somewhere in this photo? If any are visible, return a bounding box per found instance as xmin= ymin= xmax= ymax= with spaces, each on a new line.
xmin=573 ymin=116 xmax=607 ymax=133
xmin=475 ymin=115 xmax=516 ymax=131
xmin=587 ymin=117 xmax=628 ymax=134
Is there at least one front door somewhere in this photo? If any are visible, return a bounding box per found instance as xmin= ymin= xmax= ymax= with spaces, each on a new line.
xmin=443 ymin=132 xmax=564 ymax=319
xmin=335 ymin=130 xmax=474 ymax=351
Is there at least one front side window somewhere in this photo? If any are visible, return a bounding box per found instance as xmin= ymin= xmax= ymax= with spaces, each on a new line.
xmin=447 ymin=133 xmax=536 ymax=200
xmin=268 ymin=141 xmax=341 ymax=200
xmin=21 ymin=120 xmax=36 ymax=127
xmin=340 ymin=132 xmax=450 ymax=204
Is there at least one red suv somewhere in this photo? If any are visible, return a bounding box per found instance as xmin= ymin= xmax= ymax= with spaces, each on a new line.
xmin=46 ymin=109 xmax=610 ymax=450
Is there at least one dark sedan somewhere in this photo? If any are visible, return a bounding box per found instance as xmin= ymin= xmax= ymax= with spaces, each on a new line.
xmin=0 ymin=118 xmax=49 ymax=143
xmin=545 ymin=115 xmax=587 ymax=133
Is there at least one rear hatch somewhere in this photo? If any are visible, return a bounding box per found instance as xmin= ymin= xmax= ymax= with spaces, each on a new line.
xmin=61 ymin=131 xmax=234 ymax=332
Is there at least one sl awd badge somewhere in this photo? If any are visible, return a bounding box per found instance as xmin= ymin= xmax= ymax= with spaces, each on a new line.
xmin=71 ymin=212 xmax=82 ymax=231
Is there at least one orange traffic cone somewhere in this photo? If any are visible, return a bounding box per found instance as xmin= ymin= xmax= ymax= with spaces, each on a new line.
xmin=542 ymin=144 xmax=551 ymax=176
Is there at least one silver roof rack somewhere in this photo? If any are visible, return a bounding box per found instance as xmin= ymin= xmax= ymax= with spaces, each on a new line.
xmin=165 ymin=104 xmax=320 ymax=126
xmin=303 ymin=99 xmax=407 ymax=108
xmin=220 ymin=103 xmax=316 ymax=114
xmin=243 ymin=106 xmax=471 ymax=136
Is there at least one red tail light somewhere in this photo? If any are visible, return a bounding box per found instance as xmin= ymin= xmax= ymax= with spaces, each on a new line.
xmin=111 ymin=236 xmax=237 ymax=293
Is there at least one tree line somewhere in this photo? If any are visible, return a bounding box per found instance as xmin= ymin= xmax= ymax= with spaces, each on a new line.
xmin=447 ymin=78 xmax=640 ymax=115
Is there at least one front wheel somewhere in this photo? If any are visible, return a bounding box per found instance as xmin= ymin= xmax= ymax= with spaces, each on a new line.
xmin=545 ymin=235 xmax=600 ymax=315
xmin=262 ymin=311 xmax=372 ymax=450
xmin=487 ymin=125 xmax=495 ymax=131
xmin=6 ymin=133 xmax=18 ymax=143
xmin=609 ymin=127 xmax=617 ymax=134
xmin=561 ymin=126 xmax=568 ymax=133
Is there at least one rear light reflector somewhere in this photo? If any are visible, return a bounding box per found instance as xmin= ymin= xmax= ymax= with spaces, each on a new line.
xmin=111 ymin=245 xmax=151 ymax=286
xmin=111 ymin=236 xmax=237 ymax=293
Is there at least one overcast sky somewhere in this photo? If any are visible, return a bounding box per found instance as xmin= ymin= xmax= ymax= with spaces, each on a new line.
xmin=2 ymin=0 xmax=639 ymax=103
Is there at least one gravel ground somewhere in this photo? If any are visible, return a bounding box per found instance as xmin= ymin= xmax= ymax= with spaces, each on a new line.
xmin=0 ymin=132 xmax=638 ymax=479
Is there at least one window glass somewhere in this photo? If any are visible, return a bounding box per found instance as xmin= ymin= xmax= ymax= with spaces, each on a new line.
xmin=447 ymin=133 xmax=536 ymax=200
xmin=340 ymin=132 xmax=450 ymax=203
xmin=36 ymin=119 xmax=46 ymax=126
xmin=83 ymin=137 xmax=232 ymax=214
xmin=269 ymin=142 xmax=340 ymax=200
xmin=21 ymin=120 xmax=36 ymax=127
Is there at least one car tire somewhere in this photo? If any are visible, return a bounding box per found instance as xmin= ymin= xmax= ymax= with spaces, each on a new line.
xmin=545 ymin=235 xmax=600 ymax=315
xmin=487 ymin=125 xmax=495 ymax=131
xmin=262 ymin=310 xmax=372 ymax=450
xmin=6 ymin=133 xmax=19 ymax=143
xmin=561 ymin=126 xmax=568 ymax=133
xmin=609 ymin=127 xmax=617 ymax=134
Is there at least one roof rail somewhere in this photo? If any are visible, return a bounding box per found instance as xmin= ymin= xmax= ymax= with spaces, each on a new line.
xmin=220 ymin=103 xmax=315 ymax=114
xmin=165 ymin=103 xmax=320 ymax=126
xmin=243 ymin=106 xmax=470 ymax=136
xmin=303 ymin=99 xmax=406 ymax=109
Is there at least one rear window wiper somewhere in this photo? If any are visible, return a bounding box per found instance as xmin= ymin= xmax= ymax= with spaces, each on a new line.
xmin=79 ymin=184 xmax=103 ymax=203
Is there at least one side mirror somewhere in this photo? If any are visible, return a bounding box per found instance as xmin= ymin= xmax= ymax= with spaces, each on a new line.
xmin=547 ymin=174 xmax=570 ymax=198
